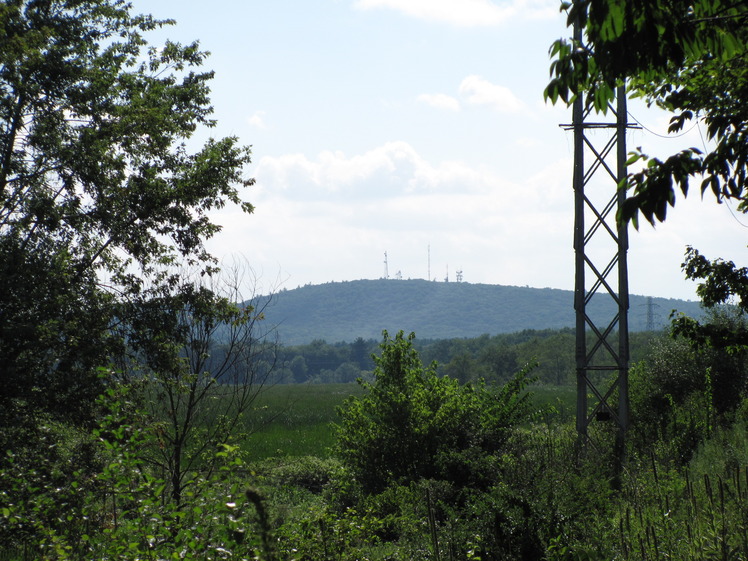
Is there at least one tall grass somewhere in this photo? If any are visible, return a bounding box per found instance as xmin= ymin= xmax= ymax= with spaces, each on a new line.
xmin=242 ymin=383 xmax=364 ymax=459
xmin=240 ymin=382 xmax=576 ymax=461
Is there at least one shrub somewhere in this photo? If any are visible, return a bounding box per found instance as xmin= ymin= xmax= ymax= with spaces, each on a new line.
xmin=335 ymin=330 xmax=535 ymax=495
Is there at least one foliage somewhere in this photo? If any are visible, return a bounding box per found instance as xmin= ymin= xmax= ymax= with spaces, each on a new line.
xmin=8 ymin=366 xmax=748 ymax=561
xmin=335 ymin=330 xmax=536 ymax=496
xmin=119 ymin=265 xmax=278 ymax=505
xmin=0 ymin=408 xmax=103 ymax=550
xmin=545 ymin=0 xmax=748 ymax=227
xmin=1 ymin=386 xmax=277 ymax=561
xmin=631 ymin=247 xmax=748 ymax=463
xmin=671 ymin=246 xmax=748 ymax=351
xmin=264 ymin=280 xmax=693 ymax=344
xmin=276 ymin=327 xmax=661 ymax=386
xmin=628 ymin=310 xmax=748 ymax=464
xmin=0 ymin=0 xmax=254 ymax=427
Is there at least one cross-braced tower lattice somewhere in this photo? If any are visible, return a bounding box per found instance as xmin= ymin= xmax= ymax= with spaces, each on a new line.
xmin=562 ymin=21 xmax=640 ymax=462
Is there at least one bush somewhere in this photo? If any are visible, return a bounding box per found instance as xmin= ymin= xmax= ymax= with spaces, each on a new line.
xmin=335 ymin=330 xmax=535 ymax=495
xmin=260 ymin=456 xmax=342 ymax=493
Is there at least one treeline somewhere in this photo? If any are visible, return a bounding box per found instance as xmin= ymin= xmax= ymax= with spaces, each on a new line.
xmin=270 ymin=328 xmax=663 ymax=385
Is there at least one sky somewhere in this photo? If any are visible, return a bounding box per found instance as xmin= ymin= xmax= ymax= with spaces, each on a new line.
xmin=131 ymin=0 xmax=747 ymax=301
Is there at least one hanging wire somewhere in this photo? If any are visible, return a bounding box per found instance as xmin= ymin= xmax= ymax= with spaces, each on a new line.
xmin=627 ymin=110 xmax=700 ymax=139
xmin=723 ymin=200 xmax=748 ymax=228
xmin=693 ymin=116 xmax=748 ymax=229
xmin=629 ymin=105 xmax=748 ymax=229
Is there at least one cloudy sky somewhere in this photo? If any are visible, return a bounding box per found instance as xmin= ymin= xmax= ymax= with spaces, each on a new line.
xmin=132 ymin=0 xmax=747 ymax=301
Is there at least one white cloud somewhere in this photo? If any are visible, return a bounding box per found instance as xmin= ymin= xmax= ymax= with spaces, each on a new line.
xmin=353 ymin=0 xmax=557 ymax=27
xmin=255 ymin=141 xmax=506 ymax=200
xmin=459 ymin=75 xmax=524 ymax=113
xmin=417 ymin=93 xmax=461 ymax=111
xmin=248 ymin=111 xmax=267 ymax=129
xmin=211 ymin=141 xmax=584 ymax=290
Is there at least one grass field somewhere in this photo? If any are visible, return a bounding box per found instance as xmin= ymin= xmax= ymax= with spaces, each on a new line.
xmin=242 ymin=382 xmax=577 ymax=461
xmin=242 ymin=383 xmax=365 ymax=459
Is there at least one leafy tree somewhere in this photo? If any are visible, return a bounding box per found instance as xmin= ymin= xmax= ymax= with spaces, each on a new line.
xmin=298 ymin=339 xmax=348 ymax=379
xmin=546 ymin=0 xmax=748 ymax=226
xmin=350 ymin=336 xmax=372 ymax=369
xmin=119 ymin=266 xmax=277 ymax=505
xmin=0 ymin=0 xmax=253 ymax=422
xmin=669 ymin=246 xmax=748 ymax=349
xmin=443 ymin=352 xmax=484 ymax=384
xmin=335 ymin=330 xmax=535 ymax=495
xmin=479 ymin=342 xmax=519 ymax=383
xmin=288 ymin=355 xmax=309 ymax=383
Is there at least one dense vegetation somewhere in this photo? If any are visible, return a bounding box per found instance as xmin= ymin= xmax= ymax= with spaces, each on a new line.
xmin=4 ymin=0 xmax=748 ymax=560
xmin=262 ymin=279 xmax=702 ymax=344
xmin=271 ymin=328 xmax=661 ymax=386
xmin=8 ymin=317 xmax=748 ymax=560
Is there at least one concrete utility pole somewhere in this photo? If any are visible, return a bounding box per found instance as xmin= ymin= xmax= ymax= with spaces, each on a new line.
xmin=563 ymin=17 xmax=639 ymax=470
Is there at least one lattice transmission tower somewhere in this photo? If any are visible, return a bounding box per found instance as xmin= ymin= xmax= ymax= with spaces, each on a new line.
xmin=563 ymin=20 xmax=640 ymax=458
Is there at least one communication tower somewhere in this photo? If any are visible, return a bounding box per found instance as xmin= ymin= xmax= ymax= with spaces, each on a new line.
xmin=428 ymin=245 xmax=431 ymax=281
xmin=383 ymin=251 xmax=389 ymax=280
xmin=456 ymin=269 xmax=463 ymax=282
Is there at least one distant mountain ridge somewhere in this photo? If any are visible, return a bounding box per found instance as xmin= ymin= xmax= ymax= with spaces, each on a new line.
xmin=258 ymin=279 xmax=703 ymax=345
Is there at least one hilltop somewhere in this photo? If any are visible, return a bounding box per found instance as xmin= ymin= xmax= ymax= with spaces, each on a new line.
xmin=257 ymin=279 xmax=702 ymax=345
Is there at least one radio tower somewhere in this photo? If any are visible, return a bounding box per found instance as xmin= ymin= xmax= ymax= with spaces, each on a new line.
xmin=427 ymin=245 xmax=431 ymax=281
xmin=383 ymin=251 xmax=389 ymax=280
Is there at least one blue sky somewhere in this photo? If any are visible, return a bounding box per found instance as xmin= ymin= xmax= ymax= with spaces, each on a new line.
xmin=131 ymin=0 xmax=747 ymax=301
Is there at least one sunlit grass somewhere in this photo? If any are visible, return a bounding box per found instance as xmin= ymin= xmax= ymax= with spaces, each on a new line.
xmin=242 ymin=383 xmax=364 ymax=460
xmin=239 ymin=382 xmax=576 ymax=461
xmin=530 ymin=385 xmax=577 ymax=421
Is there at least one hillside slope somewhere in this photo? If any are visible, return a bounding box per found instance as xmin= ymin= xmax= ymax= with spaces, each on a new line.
xmin=258 ymin=279 xmax=702 ymax=344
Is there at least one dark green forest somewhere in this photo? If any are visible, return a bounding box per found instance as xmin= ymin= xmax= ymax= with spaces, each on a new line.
xmin=271 ymin=328 xmax=661 ymax=386
xmin=4 ymin=1 xmax=748 ymax=560
xmin=261 ymin=279 xmax=702 ymax=344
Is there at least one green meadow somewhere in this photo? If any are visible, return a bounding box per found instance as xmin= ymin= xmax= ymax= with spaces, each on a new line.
xmin=242 ymin=383 xmax=365 ymax=459
xmin=242 ymin=382 xmax=576 ymax=461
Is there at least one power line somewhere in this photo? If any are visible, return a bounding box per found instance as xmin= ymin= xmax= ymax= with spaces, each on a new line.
xmin=724 ymin=199 xmax=748 ymax=229
xmin=627 ymin=110 xmax=700 ymax=139
xmin=694 ymin=119 xmax=748 ymax=229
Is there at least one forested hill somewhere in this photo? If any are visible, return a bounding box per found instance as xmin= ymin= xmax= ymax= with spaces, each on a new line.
xmin=258 ymin=279 xmax=703 ymax=344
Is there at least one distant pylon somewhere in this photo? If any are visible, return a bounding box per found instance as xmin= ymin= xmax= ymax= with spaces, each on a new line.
xmin=383 ymin=251 xmax=389 ymax=280
xmin=646 ymin=296 xmax=658 ymax=331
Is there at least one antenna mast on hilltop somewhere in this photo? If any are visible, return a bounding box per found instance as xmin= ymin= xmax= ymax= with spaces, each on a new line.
xmin=383 ymin=251 xmax=389 ymax=280
xmin=427 ymin=245 xmax=431 ymax=281
xmin=563 ymin=13 xmax=640 ymax=473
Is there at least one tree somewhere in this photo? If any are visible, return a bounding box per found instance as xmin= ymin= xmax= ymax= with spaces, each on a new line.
xmin=0 ymin=0 xmax=253 ymax=422
xmin=350 ymin=336 xmax=372 ymax=370
xmin=479 ymin=342 xmax=519 ymax=383
xmin=545 ymin=0 xmax=748 ymax=227
xmin=444 ymin=352 xmax=483 ymax=384
xmin=335 ymin=330 xmax=535 ymax=495
xmin=117 ymin=265 xmax=278 ymax=505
